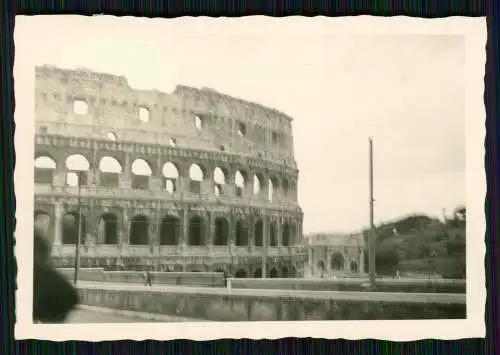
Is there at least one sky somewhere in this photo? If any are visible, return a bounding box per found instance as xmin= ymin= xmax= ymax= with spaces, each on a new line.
xmin=19 ymin=16 xmax=466 ymax=234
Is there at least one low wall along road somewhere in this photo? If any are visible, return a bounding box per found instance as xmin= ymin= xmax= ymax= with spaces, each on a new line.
xmin=76 ymin=281 xmax=466 ymax=322
xmin=228 ymin=277 xmax=466 ymax=294
xmin=58 ymin=268 xmax=226 ymax=287
xmin=59 ymin=268 xmax=466 ymax=293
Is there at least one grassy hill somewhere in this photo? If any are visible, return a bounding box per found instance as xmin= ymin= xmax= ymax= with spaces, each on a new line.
xmin=362 ymin=207 xmax=466 ymax=279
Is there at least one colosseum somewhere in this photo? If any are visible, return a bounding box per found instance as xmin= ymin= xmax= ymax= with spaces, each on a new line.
xmin=34 ymin=65 xmax=307 ymax=278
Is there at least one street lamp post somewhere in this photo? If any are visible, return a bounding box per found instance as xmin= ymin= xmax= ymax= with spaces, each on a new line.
xmin=368 ymin=137 xmax=377 ymax=290
xmin=73 ymin=171 xmax=83 ymax=285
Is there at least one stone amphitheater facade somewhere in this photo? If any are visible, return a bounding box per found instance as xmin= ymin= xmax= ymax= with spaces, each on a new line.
xmin=34 ymin=65 xmax=307 ymax=278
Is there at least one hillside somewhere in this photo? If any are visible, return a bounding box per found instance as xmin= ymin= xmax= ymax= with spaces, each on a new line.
xmin=362 ymin=207 xmax=466 ymax=279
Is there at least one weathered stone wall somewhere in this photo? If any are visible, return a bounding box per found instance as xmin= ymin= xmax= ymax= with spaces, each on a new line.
xmin=58 ymin=268 xmax=226 ymax=287
xmin=228 ymin=278 xmax=466 ymax=294
xmin=77 ymin=286 xmax=466 ymax=321
xmin=35 ymin=65 xmax=296 ymax=164
xmin=34 ymin=65 xmax=306 ymax=271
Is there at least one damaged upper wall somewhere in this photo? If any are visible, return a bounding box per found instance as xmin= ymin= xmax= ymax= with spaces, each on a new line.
xmin=35 ymin=65 xmax=296 ymax=165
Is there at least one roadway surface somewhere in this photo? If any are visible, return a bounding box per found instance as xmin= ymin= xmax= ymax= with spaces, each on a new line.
xmin=66 ymin=308 xmax=160 ymax=323
xmin=76 ymin=281 xmax=466 ymax=304
xmin=66 ymin=305 xmax=209 ymax=323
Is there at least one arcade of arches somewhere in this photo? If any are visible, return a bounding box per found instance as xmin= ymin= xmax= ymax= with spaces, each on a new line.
xmin=307 ymin=248 xmax=364 ymax=277
xmin=34 ymin=152 xmax=299 ymax=203
xmin=34 ymin=145 xmax=303 ymax=275
xmin=35 ymin=205 xmax=301 ymax=249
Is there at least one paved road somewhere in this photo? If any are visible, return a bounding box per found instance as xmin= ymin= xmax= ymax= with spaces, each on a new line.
xmin=76 ymin=281 xmax=466 ymax=304
xmin=66 ymin=308 xmax=160 ymax=323
xmin=66 ymin=305 xmax=209 ymax=323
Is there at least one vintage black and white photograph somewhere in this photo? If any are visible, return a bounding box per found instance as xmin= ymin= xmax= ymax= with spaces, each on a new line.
xmin=15 ymin=16 xmax=485 ymax=340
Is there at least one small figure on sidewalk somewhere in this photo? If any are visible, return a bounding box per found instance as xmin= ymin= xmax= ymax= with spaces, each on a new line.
xmin=143 ymin=270 xmax=152 ymax=287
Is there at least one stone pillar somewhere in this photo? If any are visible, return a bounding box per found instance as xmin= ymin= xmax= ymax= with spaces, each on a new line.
xmin=119 ymin=153 xmax=132 ymax=189
xmin=181 ymin=208 xmax=188 ymax=246
xmin=344 ymin=253 xmax=350 ymax=272
xmin=53 ymin=202 xmax=63 ymax=246
xmin=360 ymin=248 xmax=365 ymax=273
xmin=326 ymin=248 xmax=331 ymax=277
xmin=156 ymin=154 xmax=162 ymax=177
xmin=298 ymin=220 xmax=304 ymax=244
xmin=53 ymin=171 xmax=66 ymax=187
xmin=247 ymin=216 xmax=254 ymax=249
xmin=262 ymin=216 xmax=268 ymax=278
xmin=124 ymin=152 xmax=131 ymax=178
xmin=206 ymin=211 xmax=213 ymax=246
xmin=245 ymin=175 xmax=254 ymax=199
xmin=308 ymin=247 xmax=313 ymax=277
xmin=277 ymin=217 xmax=283 ymax=247
xmin=150 ymin=208 xmax=160 ymax=247
xmin=121 ymin=210 xmax=129 ymax=245
xmin=149 ymin=177 xmax=163 ymax=192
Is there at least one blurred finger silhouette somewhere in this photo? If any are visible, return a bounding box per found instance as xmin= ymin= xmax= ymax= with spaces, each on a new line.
xmin=33 ymin=226 xmax=79 ymax=323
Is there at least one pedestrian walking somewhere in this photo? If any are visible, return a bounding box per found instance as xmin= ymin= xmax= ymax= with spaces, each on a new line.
xmin=143 ymin=270 xmax=152 ymax=286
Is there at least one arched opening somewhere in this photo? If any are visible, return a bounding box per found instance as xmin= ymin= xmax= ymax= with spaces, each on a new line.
xmin=270 ymin=268 xmax=278 ymax=278
xmin=34 ymin=156 xmax=56 ymax=184
xmin=173 ymin=264 xmax=183 ymax=272
xmin=270 ymin=221 xmax=278 ymax=247
xmin=62 ymin=212 xmax=86 ymax=245
xmin=73 ymin=100 xmax=88 ymax=115
xmin=234 ymin=170 xmax=247 ymax=197
xmin=162 ymin=162 xmax=179 ymax=193
xmin=331 ymin=252 xmax=345 ymax=271
xmin=213 ymin=167 xmax=226 ymax=197
xmin=235 ymin=219 xmax=248 ymax=246
xmin=291 ymin=266 xmax=297 ymax=278
xmin=131 ymin=159 xmax=152 ymax=190
xmin=214 ymin=217 xmax=229 ymax=246
xmin=160 ymin=215 xmax=180 ymax=245
xmin=234 ymin=269 xmax=247 ymax=278
xmin=237 ymin=122 xmax=247 ymax=137
xmin=291 ymin=181 xmax=297 ymax=198
xmin=350 ymin=260 xmax=359 ymax=273
xmin=99 ymin=156 xmax=122 ymax=187
xmin=282 ymin=178 xmax=289 ymax=196
xmin=189 ymin=215 xmax=204 ymax=246
xmin=34 ymin=210 xmax=51 ymax=234
xmin=253 ymin=174 xmax=265 ymax=196
xmin=129 ymin=215 xmax=149 ymax=245
xmin=65 ymin=154 xmax=90 ymax=186
xmin=282 ymin=222 xmax=291 ymax=246
xmin=268 ymin=176 xmax=278 ymax=202
xmin=254 ymin=268 xmax=262 ymax=278
xmin=189 ymin=163 xmax=205 ymax=194
xmin=97 ymin=213 xmax=118 ymax=245
xmin=194 ymin=115 xmax=203 ymax=130
xmin=290 ymin=223 xmax=298 ymax=245
xmin=254 ymin=220 xmax=263 ymax=246
xmin=282 ymin=266 xmax=289 ymax=278
xmin=215 ymin=268 xmax=224 ymax=273
xmin=138 ymin=107 xmax=150 ymax=122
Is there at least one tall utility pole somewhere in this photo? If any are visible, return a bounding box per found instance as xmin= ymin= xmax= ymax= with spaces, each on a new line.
xmin=368 ymin=137 xmax=377 ymax=290
xmin=74 ymin=172 xmax=82 ymax=285
xmin=262 ymin=219 xmax=267 ymax=278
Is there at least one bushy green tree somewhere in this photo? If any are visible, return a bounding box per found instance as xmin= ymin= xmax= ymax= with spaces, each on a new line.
xmin=362 ymin=207 xmax=465 ymax=278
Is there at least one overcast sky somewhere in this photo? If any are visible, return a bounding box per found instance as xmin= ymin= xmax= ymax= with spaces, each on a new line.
xmin=18 ymin=16 xmax=466 ymax=234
